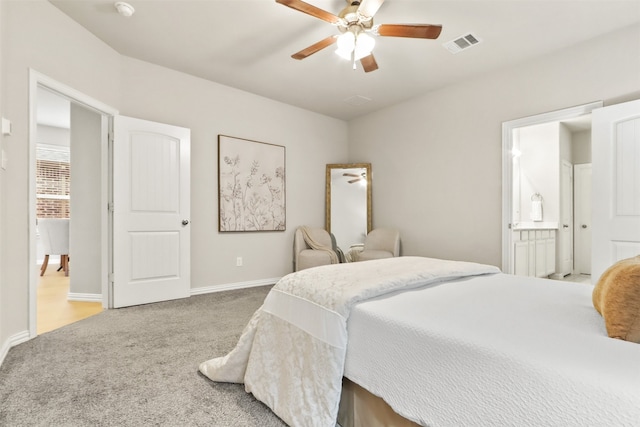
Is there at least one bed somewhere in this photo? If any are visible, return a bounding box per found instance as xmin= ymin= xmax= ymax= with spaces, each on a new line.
xmin=199 ymin=256 xmax=640 ymax=427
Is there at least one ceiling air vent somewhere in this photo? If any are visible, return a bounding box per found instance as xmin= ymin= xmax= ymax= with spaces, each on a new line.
xmin=343 ymin=95 xmax=372 ymax=106
xmin=443 ymin=33 xmax=482 ymax=54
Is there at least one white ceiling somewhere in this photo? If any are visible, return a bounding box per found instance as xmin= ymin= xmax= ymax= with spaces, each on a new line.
xmin=48 ymin=0 xmax=640 ymax=121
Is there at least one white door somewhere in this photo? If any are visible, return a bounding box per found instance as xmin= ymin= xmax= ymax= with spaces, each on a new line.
xmin=559 ymin=160 xmax=573 ymax=276
xmin=112 ymin=116 xmax=190 ymax=308
xmin=574 ymin=163 xmax=592 ymax=275
xmin=592 ymin=99 xmax=640 ymax=283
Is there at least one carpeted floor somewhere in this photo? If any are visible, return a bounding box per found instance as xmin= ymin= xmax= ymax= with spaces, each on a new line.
xmin=0 ymin=286 xmax=288 ymax=426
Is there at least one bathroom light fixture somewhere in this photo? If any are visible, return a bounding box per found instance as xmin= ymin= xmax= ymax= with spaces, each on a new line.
xmin=114 ymin=1 xmax=135 ymax=18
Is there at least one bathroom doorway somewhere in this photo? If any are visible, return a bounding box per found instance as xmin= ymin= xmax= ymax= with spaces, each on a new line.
xmin=502 ymin=102 xmax=601 ymax=280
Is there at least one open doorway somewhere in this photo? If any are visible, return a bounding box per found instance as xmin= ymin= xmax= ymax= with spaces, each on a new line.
xmin=501 ymin=102 xmax=602 ymax=281
xmin=35 ymin=87 xmax=103 ymax=334
xmin=29 ymin=71 xmax=117 ymax=337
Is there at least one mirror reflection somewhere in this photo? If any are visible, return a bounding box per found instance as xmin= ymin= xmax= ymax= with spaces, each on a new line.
xmin=325 ymin=163 xmax=372 ymax=256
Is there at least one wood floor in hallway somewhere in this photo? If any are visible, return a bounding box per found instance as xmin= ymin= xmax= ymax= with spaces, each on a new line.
xmin=37 ymin=265 xmax=103 ymax=335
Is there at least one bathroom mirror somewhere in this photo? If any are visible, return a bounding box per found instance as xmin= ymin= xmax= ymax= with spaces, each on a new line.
xmin=325 ymin=163 xmax=372 ymax=254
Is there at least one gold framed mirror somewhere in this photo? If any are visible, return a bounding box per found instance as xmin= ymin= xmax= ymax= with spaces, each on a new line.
xmin=325 ymin=163 xmax=372 ymax=254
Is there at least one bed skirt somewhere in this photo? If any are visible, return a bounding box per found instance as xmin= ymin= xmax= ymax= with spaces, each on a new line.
xmin=338 ymin=378 xmax=421 ymax=427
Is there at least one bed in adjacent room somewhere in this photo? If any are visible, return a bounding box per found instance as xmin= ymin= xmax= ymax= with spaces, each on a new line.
xmin=199 ymin=256 xmax=640 ymax=427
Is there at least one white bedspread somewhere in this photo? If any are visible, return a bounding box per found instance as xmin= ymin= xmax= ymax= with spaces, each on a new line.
xmin=344 ymin=273 xmax=640 ymax=426
xmin=199 ymin=256 xmax=499 ymax=427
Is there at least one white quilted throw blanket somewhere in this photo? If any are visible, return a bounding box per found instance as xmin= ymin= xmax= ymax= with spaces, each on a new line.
xmin=199 ymin=256 xmax=500 ymax=427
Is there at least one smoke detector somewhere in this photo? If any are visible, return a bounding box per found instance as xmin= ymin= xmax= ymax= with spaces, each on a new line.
xmin=115 ymin=2 xmax=135 ymax=18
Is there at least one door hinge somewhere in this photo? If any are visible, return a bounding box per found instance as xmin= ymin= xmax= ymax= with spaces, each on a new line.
xmin=108 ymin=273 xmax=115 ymax=284
xmin=108 ymin=202 xmax=114 ymax=213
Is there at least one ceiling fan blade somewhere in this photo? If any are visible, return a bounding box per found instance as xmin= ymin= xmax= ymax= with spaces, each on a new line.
xmin=291 ymin=35 xmax=337 ymax=60
xmin=378 ymin=24 xmax=443 ymax=39
xmin=357 ymin=0 xmax=385 ymax=19
xmin=276 ymin=0 xmax=342 ymax=24
xmin=360 ymin=54 xmax=379 ymax=73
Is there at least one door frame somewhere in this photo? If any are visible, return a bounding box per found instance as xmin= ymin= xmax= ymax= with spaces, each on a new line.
xmin=558 ymin=159 xmax=574 ymax=277
xmin=501 ymin=101 xmax=602 ymax=274
xmin=28 ymin=70 xmax=118 ymax=338
xmin=573 ymin=163 xmax=592 ymax=275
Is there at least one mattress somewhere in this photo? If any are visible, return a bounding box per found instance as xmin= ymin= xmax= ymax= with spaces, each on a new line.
xmin=343 ymin=273 xmax=640 ymax=427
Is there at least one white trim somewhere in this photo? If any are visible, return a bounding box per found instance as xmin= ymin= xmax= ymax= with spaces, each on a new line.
xmin=36 ymin=194 xmax=70 ymax=200
xmin=190 ymin=277 xmax=281 ymax=296
xmin=29 ymin=69 xmax=118 ymax=338
xmin=31 ymin=71 xmax=118 ymax=116
xmin=501 ymin=101 xmax=603 ymax=274
xmin=37 ymin=143 xmax=69 ymax=152
xmin=67 ymin=292 xmax=103 ymax=303
xmin=0 ymin=330 xmax=30 ymax=368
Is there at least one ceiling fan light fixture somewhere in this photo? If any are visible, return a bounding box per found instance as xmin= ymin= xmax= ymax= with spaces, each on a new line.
xmin=335 ymin=49 xmax=352 ymax=60
xmin=277 ymin=0 xmax=443 ymax=72
xmin=336 ymin=32 xmax=356 ymax=59
xmin=335 ymin=30 xmax=375 ymax=61
xmin=354 ymin=32 xmax=375 ymax=59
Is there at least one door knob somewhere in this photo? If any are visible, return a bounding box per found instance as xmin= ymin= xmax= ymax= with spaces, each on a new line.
xmin=582 ymin=224 xmax=587 ymax=229
xmin=182 ymin=220 xmax=189 ymax=226
xmin=563 ymin=224 xmax=569 ymax=228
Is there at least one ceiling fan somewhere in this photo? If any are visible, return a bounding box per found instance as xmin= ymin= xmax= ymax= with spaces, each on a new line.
xmin=276 ymin=0 xmax=443 ymax=72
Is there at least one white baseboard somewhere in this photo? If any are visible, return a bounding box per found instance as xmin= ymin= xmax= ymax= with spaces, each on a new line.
xmin=191 ymin=277 xmax=281 ymax=296
xmin=0 ymin=330 xmax=30 ymax=368
xmin=67 ymin=292 xmax=102 ymax=302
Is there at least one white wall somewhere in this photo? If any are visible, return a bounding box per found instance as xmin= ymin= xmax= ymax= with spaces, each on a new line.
xmin=69 ymin=103 xmax=102 ymax=296
xmin=119 ymin=57 xmax=347 ymax=287
xmin=1 ymin=0 xmax=122 ymax=353
xmin=2 ymin=1 xmax=639 ymax=361
xmin=572 ymin=130 xmax=592 ymax=164
xmin=348 ymin=23 xmax=640 ymax=267
xmin=519 ymin=122 xmax=560 ymax=224
xmin=0 ymin=0 xmax=347 ymax=352
xmin=559 ymin=123 xmax=572 ymax=165
xmin=37 ymin=124 xmax=69 ymax=146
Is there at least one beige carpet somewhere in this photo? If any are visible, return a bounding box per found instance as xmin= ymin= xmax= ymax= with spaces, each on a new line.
xmin=0 ymin=286 xmax=287 ymax=426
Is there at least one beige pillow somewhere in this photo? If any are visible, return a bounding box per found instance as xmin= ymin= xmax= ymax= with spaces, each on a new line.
xmin=592 ymin=255 xmax=640 ymax=343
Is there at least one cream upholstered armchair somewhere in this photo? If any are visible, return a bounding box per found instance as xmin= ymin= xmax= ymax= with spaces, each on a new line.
xmin=357 ymin=228 xmax=400 ymax=261
xmin=38 ymin=218 xmax=70 ymax=276
xmin=293 ymin=226 xmax=339 ymax=271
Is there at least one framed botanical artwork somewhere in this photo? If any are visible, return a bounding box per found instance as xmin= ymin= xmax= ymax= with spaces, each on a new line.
xmin=218 ymin=135 xmax=286 ymax=232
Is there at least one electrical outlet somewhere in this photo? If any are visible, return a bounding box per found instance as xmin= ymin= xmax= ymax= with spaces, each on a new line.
xmin=236 ymin=257 xmax=243 ymax=267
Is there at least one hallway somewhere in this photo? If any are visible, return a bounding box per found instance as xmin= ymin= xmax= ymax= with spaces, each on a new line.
xmin=37 ymin=263 xmax=102 ymax=335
